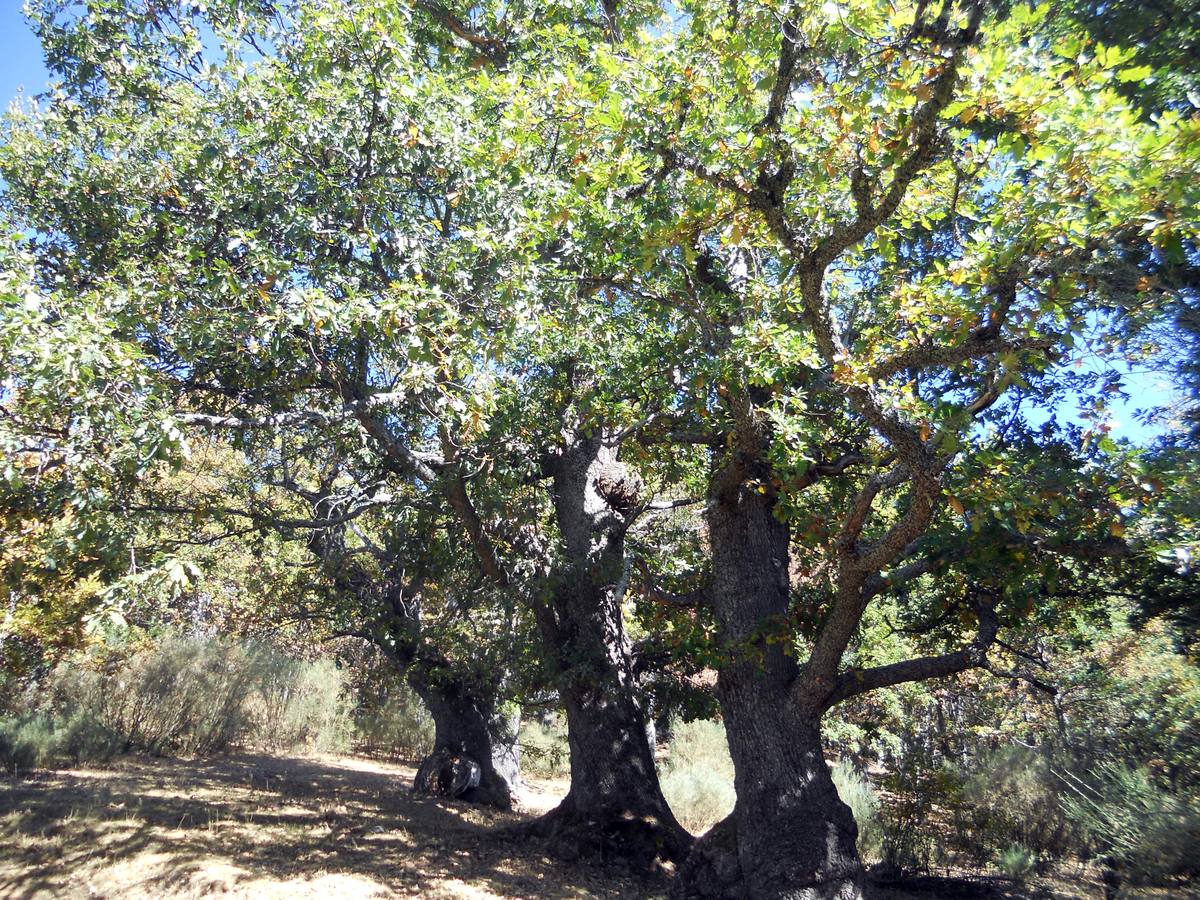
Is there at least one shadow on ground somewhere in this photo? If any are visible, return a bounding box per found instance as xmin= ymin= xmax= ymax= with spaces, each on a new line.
xmin=0 ymin=752 xmax=657 ymax=899
xmin=3 ymin=754 xmax=1183 ymax=899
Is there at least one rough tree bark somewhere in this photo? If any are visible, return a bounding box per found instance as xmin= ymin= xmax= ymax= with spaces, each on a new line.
xmin=528 ymin=432 xmax=692 ymax=867
xmin=673 ymin=462 xmax=862 ymax=900
xmin=407 ymin=661 xmax=517 ymax=809
xmin=671 ymin=442 xmax=1002 ymax=899
xmin=341 ymin=377 xmax=685 ymax=852
xmin=667 ymin=16 xmax=990 ymax=882
xmin=344 ymin=406 xmax=682 ymax=837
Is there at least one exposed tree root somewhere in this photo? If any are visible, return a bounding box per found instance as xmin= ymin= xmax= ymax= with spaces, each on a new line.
xmin=670 ymin=814 xmax=744 ymax=899
xmin=524 ymin=793 xmax=693 ymax=872
xmin=412 ymin=749 xmax=512 ymax=810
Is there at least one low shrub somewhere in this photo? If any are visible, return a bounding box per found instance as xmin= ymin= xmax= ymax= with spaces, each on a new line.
xmin=995 ymin=844 xmax=1038 ymax=882
xmin=659 ymin=718 xmax=736 ymax=834
xmin=0 ymin=713 xmax=56 ymax=773
xmin=831 ymin=759 xmax=884 ymax=862
xmin=876 ymin=746 xmax=959 ymax=873
xmin=0 ymin=711 xmax=120 ymax=773
xmin=2 ymin=632 xmax=359 ymax=768
xmin=45 ymin=634 xmax=259 ymax=756
xmin=354 ymin=681 xmax=435 ymax=759
xmin=251 ymin=651 xmax=353 ymax=754
xmin=520 ymin=714 xmax=570 ymax=779
xmin=54 ymin=710 xmax=123 ymax=764
xmin=1061 ymin=761 xmax=1200 ymax=883
xmin=953 ymin=745 xmax=1072 ymax=863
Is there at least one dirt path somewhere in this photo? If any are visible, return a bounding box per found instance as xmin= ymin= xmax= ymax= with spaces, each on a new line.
xmin=0 ymin=753 xmax=655 ymax=899
xmin=4 ymin=754 xmax=1189 ymax=900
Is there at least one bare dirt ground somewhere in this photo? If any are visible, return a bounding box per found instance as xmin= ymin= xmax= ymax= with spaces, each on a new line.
xmin=1 ymin=753 xmax=1193 ymax=899
xmin=0 ymin=753 xmax=637 ymax=899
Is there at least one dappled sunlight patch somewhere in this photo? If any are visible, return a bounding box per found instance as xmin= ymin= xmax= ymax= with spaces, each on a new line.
xmin=226 ymin=871 xmax=396 ymax=899
xmin=515 ymin=775 xmax=571 ymax=816
xmin=0 ymin=751 xmax=662 ymax=899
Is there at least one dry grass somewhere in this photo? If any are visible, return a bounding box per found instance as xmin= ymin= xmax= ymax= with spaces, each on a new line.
xmin=0 ymin=753 xmax=653 ymax=899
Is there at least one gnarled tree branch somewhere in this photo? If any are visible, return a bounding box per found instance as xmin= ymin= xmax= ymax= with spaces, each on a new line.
xmin=821 ymin=594 xmax=999 ymax=711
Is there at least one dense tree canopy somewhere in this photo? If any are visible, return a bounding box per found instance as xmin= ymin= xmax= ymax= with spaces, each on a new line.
xmin=2 ymin=0 xmax=1197 ymax=897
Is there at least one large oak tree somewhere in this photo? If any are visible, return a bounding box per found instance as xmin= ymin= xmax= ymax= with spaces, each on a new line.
xmin=2 ymin=0 xmax=1197 ymax=896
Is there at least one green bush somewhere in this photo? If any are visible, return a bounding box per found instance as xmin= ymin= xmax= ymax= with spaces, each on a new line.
xmin=250 ymin=650 xmax=353 ymax=754
xmin=0 ymin=713 xmax=56 ymax=773
xmin=659 ymin=718 xmax=736 ymax=834
xmin=1061 ymin=624 xmax=1200 ymax=791
xmin=876 ymin=744 xmax=1070 ymax=872
xmin=54 ymin=710 xmax=122 ymax=764
xmin=2 ymin=632 xmax=359 ymax=768
xmin=520 ymin=714 xmax=570 ymax=779
xmin=871 ymin=739 xmax=1200 ymax=883
xmin=995 ymin=844 xmax=1038 ymax=882
xmin=1061 ymin=761 xmax=1200 ymax=883
xmin=354 ymin=681 xmax=435 ymax=759
xmin=45 ymin=634 xmax=258 ymax=756
xmin=831 ymin=759 xmax=884 ymax=862
xmin=953 ymin=745 xmax=1071 ymax=863
xmin=0 ymin=710 xmax=120 ymax=772
xmin=876 ymin=744 xmax=959 ymax=873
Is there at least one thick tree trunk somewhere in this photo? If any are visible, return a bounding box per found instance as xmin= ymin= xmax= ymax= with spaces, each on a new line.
xmin=675 ymin=470 xmax=863 ymax=899
xmin=529 ymin=434 xmax=691 ymax=867
xmin=408 ymin=666 xmax=516 ymax=810
xmin=532 ymin=628 xmax=689 ymax=865
xmin=717 ymin=685 xmax=861 ymax=899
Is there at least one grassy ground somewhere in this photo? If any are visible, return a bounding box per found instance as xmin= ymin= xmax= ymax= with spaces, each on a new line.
xmin=1 ymin=752 xmax=1194 ymax=899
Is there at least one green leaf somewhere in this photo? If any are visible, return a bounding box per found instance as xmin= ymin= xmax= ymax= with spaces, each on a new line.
xmin=1117 ymin=65 xmax=1154 ymax=83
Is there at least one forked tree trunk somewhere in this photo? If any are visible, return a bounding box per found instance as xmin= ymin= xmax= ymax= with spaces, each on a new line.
xmin=674 ymin=472 xmax=863 ymax=899
xmin=529 ymin=434 xmax=692 ymax=867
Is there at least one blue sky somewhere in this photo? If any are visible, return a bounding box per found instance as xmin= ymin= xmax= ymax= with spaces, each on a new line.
xmin=0 ymin=3 xmax=1181 ymax=444
xmin=1 ymin=5 xmax=48 ymax=106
